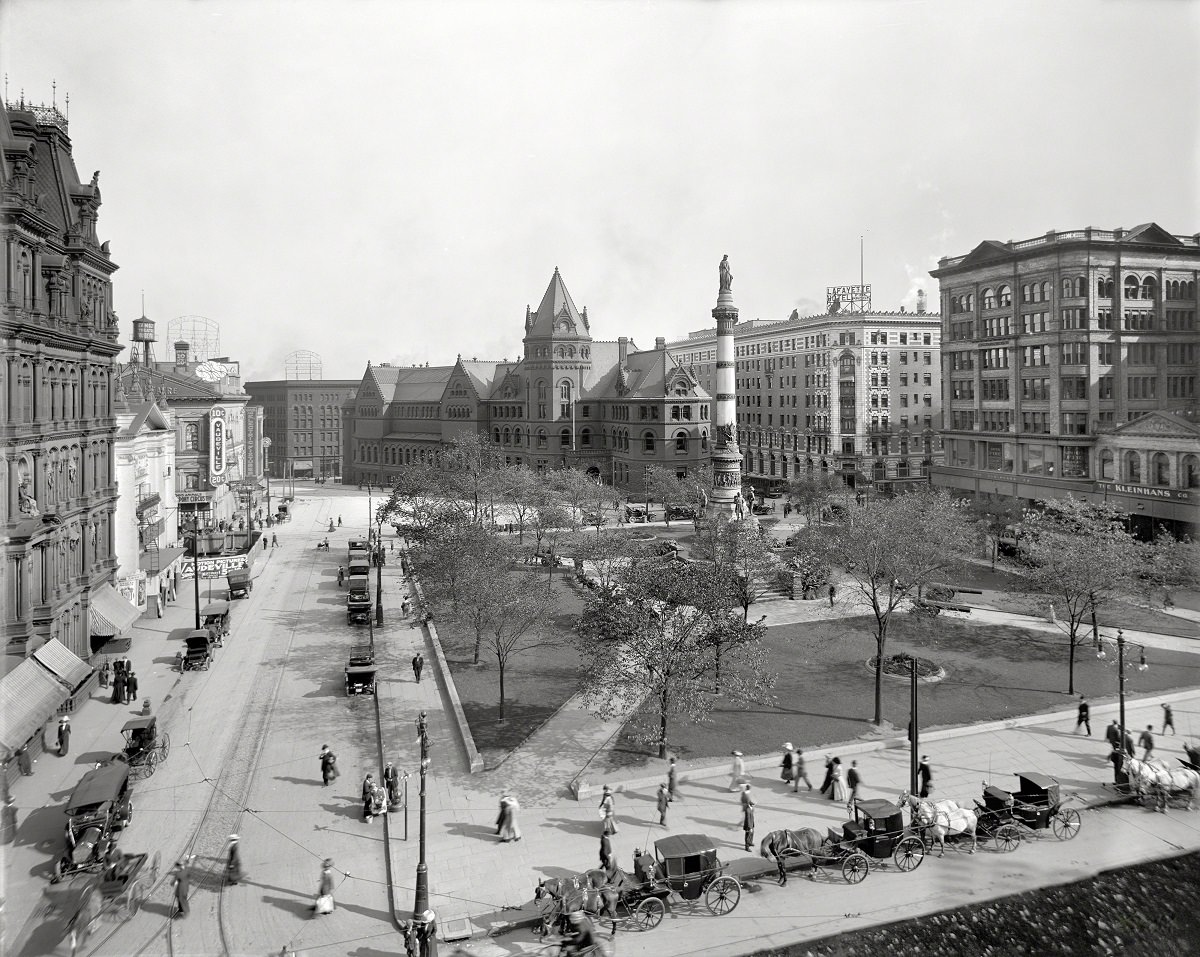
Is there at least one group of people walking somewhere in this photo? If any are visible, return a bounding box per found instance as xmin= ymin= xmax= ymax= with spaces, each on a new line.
xmin=103 ymin=658 xmax=139 ymax=706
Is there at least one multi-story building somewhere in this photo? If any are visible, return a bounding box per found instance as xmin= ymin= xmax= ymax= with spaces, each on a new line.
xmin=930 ymin=223 xmax=1200 ymax=536
xmin=667 ymin=296 xmax=943 ymax=493
xmin=244 ymin=378 xmax=358 ymax=480
xmin=344 ymin=269 xmax=712 ymax=491
xmin=117 ymin=340 xmax=257 ymax=544
xmin=112 ymin=382 xmax=183 ymax=614
xmin=2 ymin=98 xmax=133 ymax=661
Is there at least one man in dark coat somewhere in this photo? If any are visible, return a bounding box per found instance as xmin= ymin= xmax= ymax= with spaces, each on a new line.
xmin=126 ymin=671 xmax=139 ymax=705
xmin=1105 ymin=720 xmax=1122 ymax=750
xmin=1074 ymin=696 xmax=1091 ymax=735
xmin=384 ymin=763 xmax=400 ymax=808
xmin=412 ymin=654 xmax=424 ymax=683
xmin=362 ymin=774 xmax=376 ymax=821
xmin=740 ymin=784 xmax=756 ymax=852
xmin=320 ymin=746 xmax=338 ymax=786
xmin=667 ymin=757 xmax=679 ymax=802
xmin=819 ymin=756 xmax=834 ymax=796
xmin=918 ymin=757 xmax=933 ymax=798
xmin=57 ymin=717 xmax=71 ymax=757
xmin=225 ymin=834 xmax=245 ymax=884
xmin=172 ymin=857 xmax=193 ymax=917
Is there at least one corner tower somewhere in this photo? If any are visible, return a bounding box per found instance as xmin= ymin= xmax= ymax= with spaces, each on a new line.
xmin=522 ymin=267 xmax=593 ymax=424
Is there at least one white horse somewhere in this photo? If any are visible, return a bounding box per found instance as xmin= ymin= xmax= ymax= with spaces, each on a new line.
xmin=1123 ymin=755 xmax=1200 ymax=811
xmin=899 ymin=791 xmax=977 ymax=856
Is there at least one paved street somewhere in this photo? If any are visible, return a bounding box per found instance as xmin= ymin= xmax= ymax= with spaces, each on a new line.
xmin=5 ymin=486 xmax=1200 ymax=957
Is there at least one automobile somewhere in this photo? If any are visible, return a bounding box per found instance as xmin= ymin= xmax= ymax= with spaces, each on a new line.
xmin=665 ymin=505 xmax=696 ymax=521
xmin=582 ymin=511 xmax=606 ymax=526
xmin=625 ymin=505 xmax=649 ymax=523
xmin=766 ymin=484 xmax=787 ymax=499
xmin=751 ymin=503 xmax=773 ymax=515
xmin=226 ymin=569 xmax=252 ymax=599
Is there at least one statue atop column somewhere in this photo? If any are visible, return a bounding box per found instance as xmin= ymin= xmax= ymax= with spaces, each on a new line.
xmin=719 ymin=255 xmax=733 ymax=296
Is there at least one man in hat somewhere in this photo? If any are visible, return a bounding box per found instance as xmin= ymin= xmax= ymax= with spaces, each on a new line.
xmin=320 ymin=745 xmax=338 ymax=786
xmin=225 ymin=834 xmax=245 ymax=885
xmin=172 ymin=856 xmax=194 ymax=917
xmin=656 ymin=783 xmax=669 ymax=827
xmin=126 ymin=670 xmax=139 ymax=706
xmin=918 ymin=756 xmax=933 ymax=798
xmin=362 ymin=773 xmax=376 ymax=821
xmin=383 ymin=762 xmax=400 ymax=808
xmin=57 ymin=716 xmax=71 ymax=757
xmin=780 ymin=742 xmax=794 ymax=786
xmin=728 ymin=750 xmax=745 ymax=791
xmin=563 ymin=909 xmax=600 ymax=957
xmin=667 ymin=756 xmax=680 ymax=802
xmin=740 ymin=783 xmax=756 ymax=852
xmin=1105 ymin=719 xmax=1122 ymax=750
xmin=599 ymin=784 xmax=618 ymax=834
xmin=793 ymin=748 xmax=813 ymax=791
xmin=412 ymin=653 xmax=424 ymax=684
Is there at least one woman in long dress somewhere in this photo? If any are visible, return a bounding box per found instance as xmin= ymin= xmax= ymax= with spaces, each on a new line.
xmin=225 ymin=835 xmax=245 ymax=885
xmin=499 ymin=795 xmax=521 ymax=842
xmin=830 ymin=758 xmax=848 ymax=803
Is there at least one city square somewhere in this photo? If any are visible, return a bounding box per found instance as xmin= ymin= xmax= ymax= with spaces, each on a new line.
xmin=4 ymin=3 xmax=1200 ymax=957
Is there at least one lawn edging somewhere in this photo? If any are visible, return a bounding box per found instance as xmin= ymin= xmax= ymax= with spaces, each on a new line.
xmin=411 ymin=575 xmax=485 ymax=774
xmin=587 ymin=687 xmax=1200 ymax=798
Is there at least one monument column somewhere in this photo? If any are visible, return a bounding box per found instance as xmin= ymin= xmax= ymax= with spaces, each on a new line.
xmin=708 ymin=255 xmax=744 ymax=522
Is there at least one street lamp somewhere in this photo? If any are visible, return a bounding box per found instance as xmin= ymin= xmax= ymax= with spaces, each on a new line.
xmin=908 ymin=654 xmax=919 ymax=797
xmin=190 ymin=512 xmax=202 ymax=630
xmin=412 ymin=711 xmax=434 ymax=948
xmin=262 ymin=438 xmax=272 ymax=522
xmin=1096 ymin=628 xmax=1149 ymax=751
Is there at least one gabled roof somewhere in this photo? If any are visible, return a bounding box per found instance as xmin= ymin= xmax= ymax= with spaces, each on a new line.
xmin=116 ymin=364 xmax=222 ymax=402
xmin=485 ymin=363 xmax=525 ymax=400
xmin=1122 ymin=222 xmax=1183 ymax=246
xmin=455 ymin=359 xmax=507 ymax=399
xmin=1105 ymin=409 xmax=1200 ymax=438
xmin=956 ymin=240 xmax=1015 ymax=268
xmin=360 ymin=364 xmax=453 ymax=405
xmin=525 ymin=268 xmax=588 ymax=340
xmin=120 ymin=398 xmax=172 ymax=438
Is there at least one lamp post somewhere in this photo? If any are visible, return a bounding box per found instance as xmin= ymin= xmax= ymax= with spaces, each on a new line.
xmin=413 ymin=710 xmax=431 ymax=922
xmin=375 ymin=512 xmax=384 ymax=626
xmin=191 ymin=512 xmax=202 ymax=630
xmin=909 ymin=654 xmax=919 ymax=796
xmin=262 ymin=438 xmax=272 ymax=522
xmin=1097 ymin=628 xmax=1148 ymax=751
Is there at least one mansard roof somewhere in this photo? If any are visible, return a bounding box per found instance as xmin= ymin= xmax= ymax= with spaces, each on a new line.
xmin=525 ymin=268 xmax=589 ymax=340
xmin=361 ymin=363 xmax=453 ymax=405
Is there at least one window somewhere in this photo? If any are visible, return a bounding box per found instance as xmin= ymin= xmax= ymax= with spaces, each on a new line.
xmin=1060 ymin=342 xmax=1087 ymax=365
xmin=1099 ymin=450 xmax=1115 ymax=480
xmin=1021 ymin=412 xmax=1050 ymax=434
xmin=184 ymin=423 xmax=199 ymax=450
xmin=1182 ymin=454 xmax=1200 ymax=489
xmin=1098 ymin=376 xmax=1114 ymax=400
xmin=1022 ymin=378 xmax=1049 ymax=400
xmin=1124 ymin=451 xmax=1141 ymax=483
xmin=674 ymin=431 xmax=688 ymax=452
xmin=643 ymin=432 xmax=656 ymax=453
xmin=1098 ymin=342 xmax=1114 ymax=365
xmin=1128 ymin=377 xmax=1157 ymax=400
xmin=1060 ymin=376 xmax=1088 ymax=400
xmin=1151 ymin=452 xmax=1170 ymax=486
xmin=1061 ymin=413 xmax=1088 ymax=435
xmin=1021 ymin=346 xmax=1048 ymax=367
xmin=537 ymin=429 xmax=547 ymax=449
xmin=1127 ymin=343 xmax=1156 ymax=365
xmin=998 ymin=285 xmax=1012 ymax=307
xmin=982 ymin=288 xmax=996 ymax=309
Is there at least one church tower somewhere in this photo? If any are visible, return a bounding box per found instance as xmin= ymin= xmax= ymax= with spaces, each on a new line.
xmin=522 ymin=268 xmax=593 ymax=438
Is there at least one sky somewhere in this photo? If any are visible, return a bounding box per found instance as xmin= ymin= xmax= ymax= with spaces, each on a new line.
xmin=4 ymin=0 xmax=1198 ymax=382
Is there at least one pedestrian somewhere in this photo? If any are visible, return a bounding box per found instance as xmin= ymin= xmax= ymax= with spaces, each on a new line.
xmin=728 ymin=750 xmax=745 ymax=792
xmin=846 ymin=760 xmax=862 ymax=810
xmin=599 ymin=784 xmax=618 ymax=834
xmin=1162 ymin=703 xmax=1175 ymax=735
xmin=412 ymin=653 xmax=424 ymax=684
xmin=918 ymin=756 xmax=933 ymax=798
xmin=112 ymin=669 xmax=126 ymax=705
xmin=599 ymin=829 xmax=613 ymax=869
xmin=57 ymin=716 xmax=71 ymax=757
xmin=1074 ymin=695 xmax=1091 ymax=735
xmin=667 ymin=756 xmax=679 ymax=802
xmin=122 ymin=655 xmax=132 ymax=677
xmin=496 ymin=794 xmax=521 ymax=842
xmin=384 ymin=762 xmax=399 ymax=807
xmin=793 ymin=748 xmax=813 ymax=791
xmin=362 ymin=773 xmax=376 ymax=821
xmin=272 ymin=533 xmax=278 ymax=548
xmin=740 ymin=784 xmax=755 ymax=852
xmin=312 ymin=859 xmax=335 ymax=915
xmin=656 ymin=783 xmax=669 ymax=827
xmin=1110 ymin=743 xmax=1128 ymax=788
xmin=819 ymin=756 xmax=834 ymax=796
xmin=1123 ymin=729 xmax=1136 ymax=757
xmin=1139 ymin=725 xmax=1155 ymax=760
xmin=337 ymin=566 xmax=344 ymax=587
xmin=780 ymin=742 xmax=794 ymax=787
xmin=338 ymin=515 xmax=342 ymax=526
xmin=830 ymin=757 xmax=847 ymax=803
xmin=828 ymin=583 xmax=836 ymax=608
xmin=99 ymin=660 xmax=110 ymax=688
xmin=225 ymin=834 xmax=245 ymax=885
xmin=171 ymin=856 xmax=194 ymax=918
xmin=126 ymin=670 xmax=139 ymax=705
xmin=1105 ymin=720 xmax=1122 ymax=750
xmin=319 ymin=745 xmax=337 ymax=785
xmin=16 ymin=743 xmax=33 ymax=776
xmin=401 ymin=596 xmax=411 ymax=618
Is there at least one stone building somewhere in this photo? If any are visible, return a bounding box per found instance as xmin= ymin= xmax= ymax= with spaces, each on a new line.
xmin=930 ymin=223 xmax=1200 ymax=536
xmin=667 ymin=297 xmax=944 ymax=494
xmin=245 ymin=378 xmax=358 ymax=480
xmin=344 ymin=269 xmax=711 ymax=490
xmin=2 ymin=98 xmax=131 ymax=660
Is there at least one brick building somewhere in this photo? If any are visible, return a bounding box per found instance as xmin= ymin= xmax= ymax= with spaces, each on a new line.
xmin=930 ymin=223 xmax=1200 ymax=536
xmin=245 ymin=378 xmax=358 ymax=480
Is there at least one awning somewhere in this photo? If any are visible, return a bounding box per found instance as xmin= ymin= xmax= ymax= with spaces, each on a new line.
xmin=88 ymin=583 xmax=141 ymax=637
xmin=139 ymin=545 xmax=187 ymax=575
xmin=32 ymin=638 xmax=93 ymax=690
xmin=0 ymin=659 xmax=70 ymax=756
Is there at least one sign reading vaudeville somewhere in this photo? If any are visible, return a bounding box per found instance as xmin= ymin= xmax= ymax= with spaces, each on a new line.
xmin=209 ymin=409 xmax=227 ymax=486
xmin=826 ymin=284 xmax=872 ymax=313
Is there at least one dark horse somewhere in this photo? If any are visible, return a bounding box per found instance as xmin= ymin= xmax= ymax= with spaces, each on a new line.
xmin=759 ymin=828 xmax=824 ymax=886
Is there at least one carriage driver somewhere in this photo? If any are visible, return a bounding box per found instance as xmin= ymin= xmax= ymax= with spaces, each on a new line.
xmin=561 ymin=910 xmax=601 ymax=956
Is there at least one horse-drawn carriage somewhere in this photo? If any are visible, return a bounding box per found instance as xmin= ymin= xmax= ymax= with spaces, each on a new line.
xmin=52 ymin=762 xmax=133 ymax=882
xmin=820 ymin=800 xmax=925 ymax=882
xmin=972 ymin=772 xmax=1081 ymax=843
xmin=1121 ymin=753 xmax=1200 ymax=812
xmin=121 ymin=717 xmax=170 ymax=780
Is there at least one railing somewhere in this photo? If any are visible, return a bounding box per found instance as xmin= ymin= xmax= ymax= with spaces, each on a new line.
xmin=7 ymin=100 xmax=69 ymax=132
xmin=135 ymin=492 xmax=161 ymax=516
xmin=938 ymin=228 xmax=1198 ymax=267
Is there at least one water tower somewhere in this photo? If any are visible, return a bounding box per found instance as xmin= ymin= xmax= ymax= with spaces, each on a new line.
xmin=131 ymin=312 xmax=157 ymax=366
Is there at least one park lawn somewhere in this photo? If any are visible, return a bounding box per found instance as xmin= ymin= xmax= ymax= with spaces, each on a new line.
xmin=437 ymin=568 xmax=589 ymax=766
xmin=600 ymin=612 xmax=1200 ymax=772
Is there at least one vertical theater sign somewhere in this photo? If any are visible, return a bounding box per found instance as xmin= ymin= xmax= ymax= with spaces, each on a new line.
xmin=210 ymin=408 xmax=228 ymax=487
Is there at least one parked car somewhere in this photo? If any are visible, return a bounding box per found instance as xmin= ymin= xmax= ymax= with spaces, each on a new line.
xmin=625 ymin=505 xmax=649 ymax=523
xmin=665 ymin=505 xmax=696 ymax=521
xmin=582 ymin=511 xmax=605 ymax=526
xmin=751 ymin=503 xmax=773 ymax=515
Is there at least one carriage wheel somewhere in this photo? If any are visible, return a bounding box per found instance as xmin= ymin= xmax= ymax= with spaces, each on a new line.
xmin=123 ymin=801 xmax=134 ymax=825
xmin=994 ymin=824 xmax=1021 ymax=852
xmin=841 ymin=852 xmax=870 ymax=884
xmin=150 ymin=851 xmax=162 ymax=884
xmin=145 ymin=750 xmax=160 ymax=772
xmin=1052 ymin=808 xmax=1081 ymax=840
xmin=116 ymin=878 xmax=144 ymax=919
xmin=895 ymin=837 xmax=925 ymax=872
xmin=160 ymin=733 xmax=171 ymax=760
xmin=704 ymin=876 xmax=740 ymax=915
xmin=633 ymin=896 xmax=665 ymax=930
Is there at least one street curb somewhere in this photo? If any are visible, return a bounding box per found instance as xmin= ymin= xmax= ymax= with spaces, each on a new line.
xmin=587 ymin=688 xmax=1200 ymax=798
xmin=410 ymin=576 xmax=485 ymax=774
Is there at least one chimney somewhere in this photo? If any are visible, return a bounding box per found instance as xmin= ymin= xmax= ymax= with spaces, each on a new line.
xmin=174 ymin=341 xmax=189 ymax=370
xmin=917 ymin=290 xmax=927 ymax=315
xmin=618 ymin=336 xmax=629 ymax=363
xmin=655 ymin=336 xmax=666 ymax=351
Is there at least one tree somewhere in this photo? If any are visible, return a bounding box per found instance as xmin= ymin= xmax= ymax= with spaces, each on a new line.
xmin=787 ymin=473 xmax=841 ymax=525
xmin=484 ymin=575 xmax=556 ymax=722
xmin=440 ymin=432 xmax=505 ymax=526
xmin=531 ymin=504 xmax=575 ymax=592
xmin=1020 ymin=497 xmax=1141 ymax=694
xmin=645 ymin=466 xmax=690 ymax=526
xmin=785 ymin=525 xmax=833 ymax=596
xmin=1137 ymin=529 xmax=1200 ymax=609
xmin=966 ymin=493 xmax=1024 ymax=569
xmin=568 ymin=530 xmax=649 ymax=598
xmin=825 ymin=490 xmax=975 ymax=726
xmin=413 ymin=524 xmax=508 ymax=618
xmin=693 ymin=518 xmax=780 ymax=621
xmin=549 ymin=467 xmax=606 ymax=528
xmin=494 ymin=464 xmax=543 ymax=542
xmin=575 ymin=558 xmax=774 ymax=758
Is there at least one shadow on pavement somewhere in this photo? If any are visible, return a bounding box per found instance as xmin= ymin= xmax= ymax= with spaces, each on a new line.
xmin=443 ymin=821 xmax=497 ymax=841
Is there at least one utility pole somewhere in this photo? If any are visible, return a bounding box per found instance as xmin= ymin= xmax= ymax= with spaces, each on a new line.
xmin=909 ymin=654 xmax=919 ymax=796
xmin=412 ymin=711 xmax=434 ymax=949
xmin=191 ymin=513 xmax=202 ymax=630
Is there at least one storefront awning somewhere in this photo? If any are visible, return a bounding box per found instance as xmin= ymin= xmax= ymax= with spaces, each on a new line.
xmin=88 ymin=583 xmax=141 ymax=637
xmin=0 ymin=659 xmax=70 ymax=756
xmin=139 ymin=545 xmax=188 ymax=575
xmin=32 ymin=638 xmax=93 ymax=690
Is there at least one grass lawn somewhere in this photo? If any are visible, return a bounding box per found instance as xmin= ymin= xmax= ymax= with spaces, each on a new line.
xmin=600 ymin=611 xmax=1200 ymax=772
xmin=436 ymin=568 xmax=589 ymax=766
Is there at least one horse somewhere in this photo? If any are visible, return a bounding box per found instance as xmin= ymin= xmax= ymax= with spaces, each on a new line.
xmin=759 ymin=828 xmax=824 ymax=885
xmin=1122 ymin=755 xmax=1199 ymax=811
xmin=899 ymin=791 xmax=977 ymax=856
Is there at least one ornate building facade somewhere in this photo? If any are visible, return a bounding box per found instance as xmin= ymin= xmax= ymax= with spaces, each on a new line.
xmin=344 ymin=269 xmax=712 ymax=490
xmin=930 ymin=223 xmax=1200 ymax=536
xmin=667 ymin=297 xmax=944 ymax=494
xmin=2 ymin=99 xmax=128 ymax=659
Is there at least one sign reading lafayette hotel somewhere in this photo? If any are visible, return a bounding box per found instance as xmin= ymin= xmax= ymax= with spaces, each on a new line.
xmin=209 ymin=409 xmax=227 ymax=486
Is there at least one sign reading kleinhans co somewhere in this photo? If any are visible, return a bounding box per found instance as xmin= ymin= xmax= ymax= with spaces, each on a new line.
xmin=209 ymin=409 xmax=227 ymax=486
xmin=1104 ymin=482 xmax=1193 ymax=502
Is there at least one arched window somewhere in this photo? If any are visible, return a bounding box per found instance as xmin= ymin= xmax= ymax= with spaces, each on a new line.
xmin=1182 ymin=454 xmax=1200 ymax=489
xmin=1151 ymin=452 xmax=1170 ymax=486
xmin=643 ymin=431 xmax=656 ymax=453
xmin=537 ymin=429 xmax=547 ymax=449
xmin=1060 ymin=279 xmax=1071 ymax=298
xmin=503 ymin=428 xmax=511 ymax=445
xmin=184 ymin=423 xmax=199 ymax=450
xmin=580 ymin=428 xmax=591 ymax=447
xmin=701 ymin=430 xmax=709 ymax=451
xmin=965 ymin=293 xmax=974 ymax=311
xmin=1124 ymin=275 xmax=1140 ymax=299
xmin=1124 ymin=450 xmax=1141 ymax=483
xmin=1098 ymin=277 xmax=1113 ymax=299
xmin=1141 ymin=276 xmax=1156 ymax=300
xmin=1041 ymin=281 xmax=1051 ymax=301
xmin=997 ymin=285 xmax=1012 ymax=307
xmin=537 ymin=381 xmax=547 ymax=400
xmin=514 ymin=427 xmax=522 ymax=445
xmin=674 ymin=431 xmax=688 ymax=453
xmin=493 ymin=428 xmax=501 ymax=444
xmin=981 ymin=288 xmax=996 ymax=309
xmin=559 ymin=380 xmax=572 ymax=402
xmin=560 ymin=428 xmax=570 ymax=448
xmin=1099 ymin=450 xmax=1114 ymax=480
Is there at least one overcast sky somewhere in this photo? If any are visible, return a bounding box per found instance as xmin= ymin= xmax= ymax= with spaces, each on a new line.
xmin=5 ymin=0 xmax=1197 ymax=382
